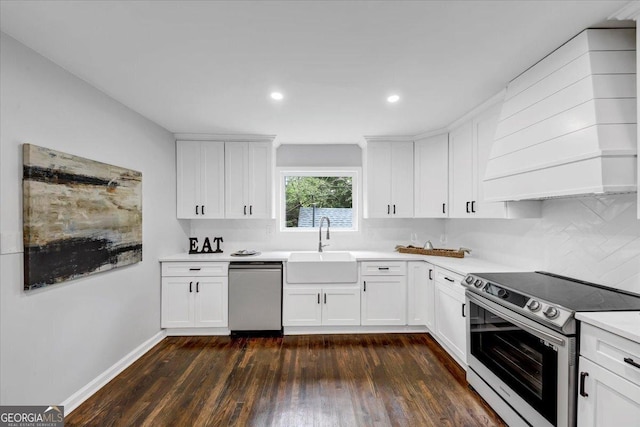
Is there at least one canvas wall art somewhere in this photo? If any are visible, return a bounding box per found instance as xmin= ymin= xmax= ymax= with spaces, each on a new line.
xmin=23 ymin=144 xmax=142 ymax=290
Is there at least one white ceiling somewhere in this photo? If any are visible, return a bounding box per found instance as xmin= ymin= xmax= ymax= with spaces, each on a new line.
xmin=0 ymin=1 xmax=631 ymax=144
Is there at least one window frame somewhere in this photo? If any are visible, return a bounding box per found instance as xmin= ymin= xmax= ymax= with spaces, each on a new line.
xmin=278 ymin=167 xmax=360 ymax=233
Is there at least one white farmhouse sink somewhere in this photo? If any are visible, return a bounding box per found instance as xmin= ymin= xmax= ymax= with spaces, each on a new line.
xmin=287 ymin=251 xmax=357 ymax=284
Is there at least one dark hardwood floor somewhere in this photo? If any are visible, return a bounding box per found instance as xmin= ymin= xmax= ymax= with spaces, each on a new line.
xmin=66 ymin=333 xmax=506 ymax=427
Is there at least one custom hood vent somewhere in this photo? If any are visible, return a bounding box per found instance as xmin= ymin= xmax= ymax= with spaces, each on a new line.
xmin=484 ymin=28 xmax=637 ymax=201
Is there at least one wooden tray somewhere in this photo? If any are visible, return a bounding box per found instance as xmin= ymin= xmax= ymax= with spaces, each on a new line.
xmin=396 ymin=245 xmax=465 ymax=258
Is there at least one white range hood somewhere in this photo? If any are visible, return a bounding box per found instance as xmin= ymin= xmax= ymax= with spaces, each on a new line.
xmin=483 ymin=28 xmax=637 ymax=201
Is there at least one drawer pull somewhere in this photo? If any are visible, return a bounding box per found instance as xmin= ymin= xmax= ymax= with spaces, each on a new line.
xmin=378 ymin=267 xmax=390 ymax=271
xmin=189 ymin=268 xmax=201 ymax=271
xmin=624 ymin=357 xmax=640 ymax=369
xmin=579 ymin=372 xmax=589 ymax=397
xmin=444 ymin=277 xmax=454 ymax=282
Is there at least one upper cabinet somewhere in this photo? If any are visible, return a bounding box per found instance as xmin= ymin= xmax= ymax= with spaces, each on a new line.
xmin=415 ymin=134 xmax=449 ymax=218
xmin=449 ymin=103 xmax=541 ymax=219
xmin=225 ymin=141 xmax=273 ymax=219
xmin=365 ymin=139 xmax=414 ymax=218
xmin=176 ymin=140 xmax=225 ymax=219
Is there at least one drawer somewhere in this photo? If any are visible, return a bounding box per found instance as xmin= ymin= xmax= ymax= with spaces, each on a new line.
xmin=581 ymin=323 xmax=640 ymax=387
xmin=161 ymin=262 xmax=229 ymax=277
xmin=360 ymin=261 xmax=406 ymax=276
xmin=435 ymin=268 xmax=464 ymax=285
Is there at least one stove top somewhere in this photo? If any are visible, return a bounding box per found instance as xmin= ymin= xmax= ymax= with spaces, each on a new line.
xmin=463 ymin=271 xmax=640 ymax=334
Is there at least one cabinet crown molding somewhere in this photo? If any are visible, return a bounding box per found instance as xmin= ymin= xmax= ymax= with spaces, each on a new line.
xmin=174 ymin=133 xmax=276 ymax=143
xmin=363 ymin=135 xmax=415 ymax=144
xmin=609 ymin=1 xmax=640 ymax=20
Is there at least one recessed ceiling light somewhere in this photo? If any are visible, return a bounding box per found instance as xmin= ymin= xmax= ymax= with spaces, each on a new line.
xmin=387 ymin=94 xmax=400 ymax=103
xmin=270 ymin=92 xmax=284 ymax=100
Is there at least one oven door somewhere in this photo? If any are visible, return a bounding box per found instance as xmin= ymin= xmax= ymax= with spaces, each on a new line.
xmin=466 ymin=291 xmax=574 ymax=427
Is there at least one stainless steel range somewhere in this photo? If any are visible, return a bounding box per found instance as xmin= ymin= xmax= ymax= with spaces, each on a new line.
xmin=463 ymin=271 xmax=640 ymax=427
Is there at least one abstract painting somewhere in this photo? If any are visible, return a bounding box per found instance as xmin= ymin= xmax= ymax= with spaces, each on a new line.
xmin=23 ymin=144 xmax=142 ymax=290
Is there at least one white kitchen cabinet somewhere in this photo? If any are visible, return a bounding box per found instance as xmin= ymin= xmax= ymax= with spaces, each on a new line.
xmin=365 ymin=140 xmax=414 ymax=218
xmin=407 ymin=261 xmax=429 ymax=326
xmin=448 ymin=104 xmax=540 ymax=219
xmin=434 ymin=268 xmax=467 ymax=366
xmin=283 ymin=286 xmax=360 ymax=327
xmin=225 ymin=141 xmax=272 ymax=219
xmin=414 ymin=134 xmax=449 ymax=217
xmin=361 ymin=276 xmax=407 ymax=325
xmin=161 ymin=262 xmax=228 ymax=329
xmin=577 ymin=323 xmax=640 ymax=427
xmin=425 ymin=264 xmax=436 ymax=331
xmin=176 ymin=140 xmax=225 ymax=219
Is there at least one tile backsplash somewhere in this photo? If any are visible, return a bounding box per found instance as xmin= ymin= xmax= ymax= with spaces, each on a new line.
xmin=447 ymin=194 xmax=640 ymax=295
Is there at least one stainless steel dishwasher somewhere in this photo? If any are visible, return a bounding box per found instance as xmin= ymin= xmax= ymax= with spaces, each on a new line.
xmin=228 ymin=261 xmax=283 ymax=336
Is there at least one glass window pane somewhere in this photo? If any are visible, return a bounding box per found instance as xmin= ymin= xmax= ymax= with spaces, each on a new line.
xmin=284 ymin=176 xmax=353 ymax=229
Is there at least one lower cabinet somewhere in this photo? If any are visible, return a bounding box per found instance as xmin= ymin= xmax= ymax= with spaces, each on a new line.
xmin=161 ymin=276 xmax=228 ymax=328
xmin=577 ymin=323 xmax=640 ymax=427
xmin=434 ymin=268 xmax=467 ymax=365
xmin=407 ymin=261 xmax=435 ymax=328
xmin=361 ymin=276 xmax=407 ymax=325
xmin=283 ymin=286 xmax=360 ymax=326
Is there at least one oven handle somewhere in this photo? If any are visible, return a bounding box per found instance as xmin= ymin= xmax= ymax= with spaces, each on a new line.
xmin=467 ymin=293 xmax=565 ymax=347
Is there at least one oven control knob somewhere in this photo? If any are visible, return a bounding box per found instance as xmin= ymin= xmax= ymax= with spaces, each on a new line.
xmin=497 ymin=288 xmax=509 ymax=298
xmin=465 ymin=276 xmax=474 ymax=284
xmin=474 ymin=279 xmax=484 ymax=288
xmin=543 ymin=306 xmax=559 ymax=319
xmin=527 ymin=300 xmax=541 ymax=312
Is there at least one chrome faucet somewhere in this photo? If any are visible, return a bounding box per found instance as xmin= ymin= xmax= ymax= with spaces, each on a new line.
xmin=318 ymin=216 xmax=330 ymax=252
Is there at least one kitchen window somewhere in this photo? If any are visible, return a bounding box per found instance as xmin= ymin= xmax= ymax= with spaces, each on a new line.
xmin=279 ymin=168 xmax=359 ymax=232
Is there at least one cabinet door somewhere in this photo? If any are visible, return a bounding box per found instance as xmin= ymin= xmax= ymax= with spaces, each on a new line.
xmin=200 ymin=142 xmax=225 ymax=219
xmin=407 ymin=262 xmax=428 ymax=325
xmin=473 ymin=104 xmax=506 ymax=218
xmin=365 ymin=142 xmax=392 ymax=218
xmin=390 ymin=142 xmax=415 ymax=217
xmin=247 ymin=142 xmax=272 ymax=218
xmin=578 ymin=356 xmax=640 ymax=427
xmin=225 ymin=142 xmax=248 ymax=218
xmin=322 ymin=288 xmax=360 ymax=326
xmin=361 ymin=276 xmax=407 ymax=326
xmin=425 ymin=265 xmax=436 ymax=332
xmin=414 ymin=134 xmax=449 ymax=218
xmin=176 ymin=141 xmax=202 ymax=219
xmin=435 ymin=279 xmax=467 ymax=364
xmin=161 ymin=277 xmax=194 ymax=328
xmin=194 ymin=277 xmax=228 ymax=328
xmin=283 ymin=287 xmax=322 ymax=326
xmin=449 ymin=122 xmax=474 ymax=218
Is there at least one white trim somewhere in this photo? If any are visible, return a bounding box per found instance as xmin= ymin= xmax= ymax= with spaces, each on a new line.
xmin=413 ymin=127 xmax=449 ymax=141
xmin=447 ymin=89 xmax=506 ymax=131
xmin=165 ymin=327 xmax=231 ymax=336
xmin=62 ymin=330 xmax=166 ymax=415
xmin=609 ymin=1 xmax=640 ymax=20
xmin=174 ymin=133 xmax=276 ymax=142
xmin=362 ymin=135 xmax=415 ymax=144
xmin=284 ymin=325 xmax=429 ymax=335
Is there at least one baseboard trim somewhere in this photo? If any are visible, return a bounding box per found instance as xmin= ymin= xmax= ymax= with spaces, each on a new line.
xmin=62 ymin=330 xmax=166 ymax=415
xmin=165 ymin=327 xmax=230 ymax=336
xmin=284 ymin=325 xmax=429 ymax=335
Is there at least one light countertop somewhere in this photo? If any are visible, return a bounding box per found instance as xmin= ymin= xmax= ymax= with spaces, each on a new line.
xmin=160 ymin=250 xmax=520 ymax=276
xmin=576 ymin=311 xmax=640 ymax=343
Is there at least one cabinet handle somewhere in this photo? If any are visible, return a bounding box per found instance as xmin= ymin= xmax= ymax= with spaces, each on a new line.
xmin=471 ymin=201 xmax=476 ymax=213
xmin=466 ymin=201 xmax=470 ymax=213
xmin=378 ymin=267 xmax=390 ymax=271
xmin=393 ymin=204 xmax=396 ymax=214
xmin=442 ymin=203 xmax=446 ymax=214
xmin=196 ymin=282 xmax=199 ymax=293
xmin=579 ymin=372 xmax=589 ymax=397
xmin=363 ymin=281 xmax=367 ymax=292
xmin=250 ymin=205 xmax=253 ymax=215
xmin=324 ymin=293 xmax=327 ymax=304
xmin=244 ymin=205 xmax=247 ymax=215
xmin=624 ymin=357 xmax=640 ymax=369
xmin=189 ymin=281 xmax=193 ymax=293
xmin=387 ymin=205 xmax=390 ymax=215
xmin=444 ymin=277 xmax=454 ymax=282
xmin=195 ymin=205 xmax=199 ymax=215
xmin=202 ymin=205 xmax=205 ymax=215
xmin=461 ymin=303 xmax=466 ymax=318
xmin=317 ymin=293 xmax=320 ymax=304
xmin=189 ymin=268 xmax=201 ymax=271
xmin=429 ymin=269 xmax=433 ymax=280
